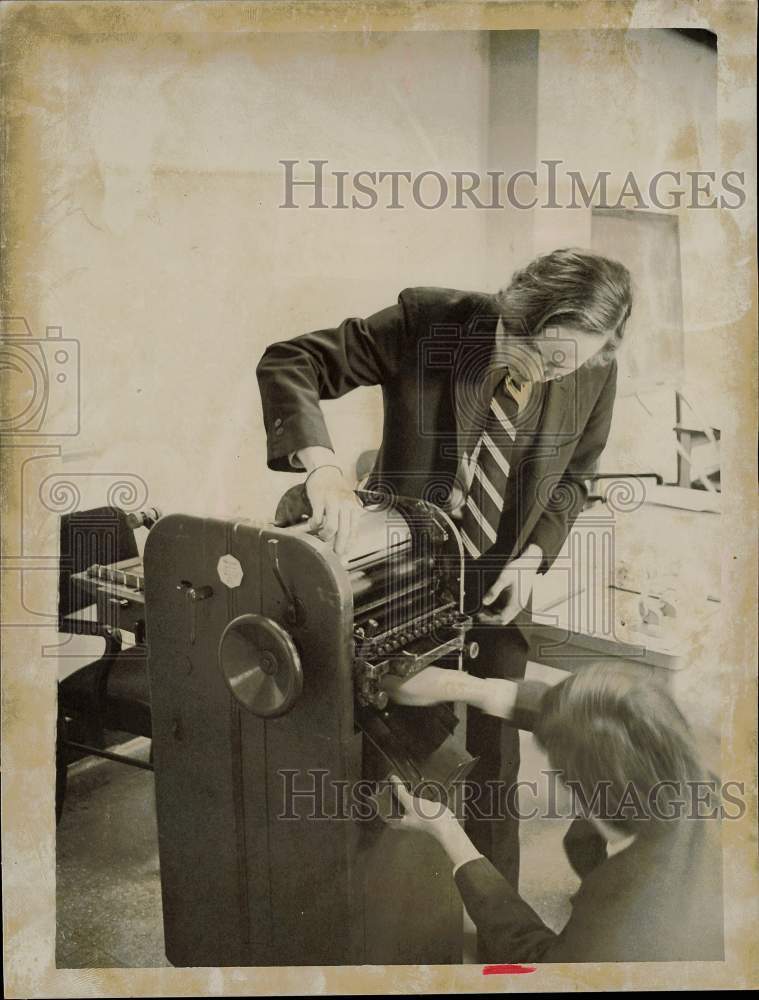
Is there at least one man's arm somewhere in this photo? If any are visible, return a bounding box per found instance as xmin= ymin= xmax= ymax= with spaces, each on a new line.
xmin=528 ymin=358 xmax=618 ymax=574
xmin=381 ymin=666 xmax=548 ymax=731
xmin=454 ymin=856 xmax=559 ymax=963
xmin=386 ymin=777 xmax=560 ymax=963
xmin=256 ymin=295 xmax=417 ymax=552
xmin=256 ymin=300 xmax=412 ymax=471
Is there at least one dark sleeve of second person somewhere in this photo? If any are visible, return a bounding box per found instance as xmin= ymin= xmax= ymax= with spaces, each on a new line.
xmin=255 ymin=293 xmax=415 ymax=471
xmin=455 ymin=676 xmax=562 ymax=964
xmin=455 ymin=856 xmax=560 ymax=963
xmin=455 ymin=676 xmax=560 ymax=966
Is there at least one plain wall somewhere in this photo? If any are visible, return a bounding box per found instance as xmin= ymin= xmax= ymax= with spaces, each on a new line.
xmin=19 ymin=30 xmax=492 ymax=522
xmin=7 ymin=28 xmax=721 ymax=599
xmin=533 ymin=29 xmax=723 ymax=478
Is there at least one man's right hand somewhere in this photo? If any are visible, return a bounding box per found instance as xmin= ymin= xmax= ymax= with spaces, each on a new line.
xmin=305 ymin=464 xmax=363 ymax=557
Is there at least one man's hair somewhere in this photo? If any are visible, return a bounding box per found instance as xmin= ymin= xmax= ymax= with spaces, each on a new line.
xmin=533 ymin=663 xmax=709 ymax=834
xmin=496 ymin=248 xmax=633 ymax=355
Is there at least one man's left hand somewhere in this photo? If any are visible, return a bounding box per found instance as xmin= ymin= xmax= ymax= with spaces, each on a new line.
xmin=477 ymin=544 xmax=543 ymax=625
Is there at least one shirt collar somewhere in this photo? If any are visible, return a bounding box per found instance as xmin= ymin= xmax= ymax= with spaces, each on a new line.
xmin=495 ymin=317 xmax=547 ymax=380
xmin=494 ymin=317 xmax=541 ymax=406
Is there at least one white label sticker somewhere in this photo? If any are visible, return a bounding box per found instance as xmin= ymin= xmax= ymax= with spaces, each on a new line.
xmin=217 ymin=554 xmax=243 ymax=589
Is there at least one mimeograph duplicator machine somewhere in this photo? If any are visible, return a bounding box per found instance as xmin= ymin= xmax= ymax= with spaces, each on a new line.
xmin=82 ymin=493 xmax=479 ymax=966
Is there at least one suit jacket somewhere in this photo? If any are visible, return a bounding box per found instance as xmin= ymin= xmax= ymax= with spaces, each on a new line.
xmin=256 ymin=287 xmax=618 ymax=572
xmin=456 ymin=816 xmax=724 ymax=964
xmin=455 ymin=678 xmax=725 ymax=963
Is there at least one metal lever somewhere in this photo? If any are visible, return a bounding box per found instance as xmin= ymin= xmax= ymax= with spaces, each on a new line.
xmin=267 ymin=538 xmax=303 ymax=626
xmin=177 ymin=581 xmax=213 ymax=644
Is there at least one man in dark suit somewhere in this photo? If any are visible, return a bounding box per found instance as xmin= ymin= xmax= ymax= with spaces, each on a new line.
xmin=256 ymin=248 xmax=632 ymax=889
xmin=382 ymin=662 xmax=724 ymax=963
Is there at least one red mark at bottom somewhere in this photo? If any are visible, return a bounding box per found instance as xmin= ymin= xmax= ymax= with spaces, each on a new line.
xmin=482 ymin=963 xmax=536 ymax=975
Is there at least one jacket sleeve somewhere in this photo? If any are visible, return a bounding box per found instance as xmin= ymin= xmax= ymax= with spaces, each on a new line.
xmin=455 ymin=857 xmax=559 ymax=963
xmin=528 ymin=358 xmax=618 ymax=573
xmin=508 ymin=678 xmax=549 ymax=733
xmin=256 ymin=294 xmax=414 ymax=471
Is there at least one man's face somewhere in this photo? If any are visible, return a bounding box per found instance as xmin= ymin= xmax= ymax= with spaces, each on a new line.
xmin=533 ymin=325 xmax=610 ymax=381
xmin=492 ymin=321 xmax=613 ymax=394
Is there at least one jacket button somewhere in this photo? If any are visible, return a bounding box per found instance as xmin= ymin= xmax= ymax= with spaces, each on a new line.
xmin=274 ymin=418 xmax=283 ymax=428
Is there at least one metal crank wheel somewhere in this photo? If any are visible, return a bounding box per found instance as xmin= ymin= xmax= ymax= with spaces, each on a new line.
xmin=218 ymin=613 xmax=303 ymax=718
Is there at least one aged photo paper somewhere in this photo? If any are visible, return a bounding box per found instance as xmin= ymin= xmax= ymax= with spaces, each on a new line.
xmin=1 ymin=0 xmax=757 ymax=995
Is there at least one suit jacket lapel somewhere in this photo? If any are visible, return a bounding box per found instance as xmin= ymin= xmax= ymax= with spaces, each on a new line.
xmin=519 ymin=374 xmax=572 ymax=456
xmin=450 ymin=302 xmax=581 ymax=559
xmin=511 ymin=374 xmax=574 ymax=556
xmin=453 ymin=303 xmax=501 ymax=460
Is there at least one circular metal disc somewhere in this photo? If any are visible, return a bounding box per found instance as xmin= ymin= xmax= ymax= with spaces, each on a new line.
xmin=218 ymin=613 xmax=303 ymax=718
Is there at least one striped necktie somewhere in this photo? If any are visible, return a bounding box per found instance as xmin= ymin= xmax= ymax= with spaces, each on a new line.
xmin=459 ymin=379 xmax=520 ymax=560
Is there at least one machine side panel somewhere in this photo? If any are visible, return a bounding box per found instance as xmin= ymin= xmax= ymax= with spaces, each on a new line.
xmin=145 ymin=513 xmax=466 ymax=967
xmin=145 ymin=514 xmax=271 ymax=967
xmin=240 ymin=525 xmax=362 ymax=965
xmin=357 ymin=715 xmax=467 ymax=965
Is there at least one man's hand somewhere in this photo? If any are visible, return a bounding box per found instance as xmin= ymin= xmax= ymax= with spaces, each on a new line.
xmin=382 ymin=776 xmax=483 ymax=871
xmin=304 ymin=462 xmax=363 ymax=557
xmin=383 ymin=775 xmax=459 ymax=840
xmin=477 ymin=544 xmax=543 ymax=625
xmin=381 ymin=666 xmax=519 ymax=719
xmin=381 ymin=666 xmax=473 ymax=707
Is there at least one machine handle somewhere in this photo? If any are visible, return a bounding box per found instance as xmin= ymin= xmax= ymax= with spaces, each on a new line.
xmin=125 ymin=507 xmax=162 ymax=530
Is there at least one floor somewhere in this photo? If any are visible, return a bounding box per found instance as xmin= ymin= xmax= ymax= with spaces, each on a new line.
xmin=56 ymin=655 xmax=720 ymax=970
xmin=56 ymin=738 xmax=170 ymax=969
